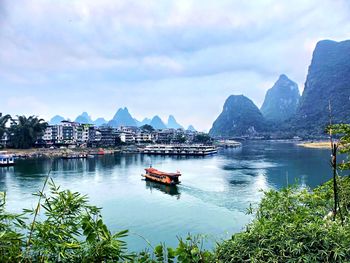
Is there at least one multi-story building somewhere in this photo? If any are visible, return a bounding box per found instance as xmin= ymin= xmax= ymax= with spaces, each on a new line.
xmin=119 ymin=132 xmax=135 ymax=143
xmin=41 ymin=121 xmax=201 ymax=147
xmin=156 ymin=129 xmax=176 ymax=143
xmin=98 ymin=126 xmax=117 ymax=147
xmin=81 ymin=124 xmax=91 ymax=143
xmin=60 ymin=121 xmax=75 ymax=144
xmin=135 ymin=132 xmax=152 ymax=143
xmin=43 ymin=121 xmax=84 ymax=145
xmin=42 ymin=125 xmax=59 ymax=144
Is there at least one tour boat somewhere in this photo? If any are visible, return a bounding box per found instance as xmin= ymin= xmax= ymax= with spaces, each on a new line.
xmin=0 ymin=154 xmax=15 ymax=166
xmin=142 ymin=167 xmax=181 ymax=185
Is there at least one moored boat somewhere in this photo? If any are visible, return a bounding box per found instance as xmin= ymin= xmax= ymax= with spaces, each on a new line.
xmin=0 ymin=153 xmax=15 ymax=166
xmin=142 ymin=167 xmax=181 ymax=185
xmin=62 ymin=153 xmax=88 ymax=159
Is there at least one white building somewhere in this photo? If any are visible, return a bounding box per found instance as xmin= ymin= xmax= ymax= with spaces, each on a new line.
xmin=120 ymin=132 xmax=135 ymax=143
xmin=135 ymin=132 xmax=152 ymax=143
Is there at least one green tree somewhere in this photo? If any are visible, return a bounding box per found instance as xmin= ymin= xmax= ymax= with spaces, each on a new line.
xmin=8 ymin=115 xmax=48 ymax=149
xmin=141 ymin=124 xmax=154 ymax=133
xmin=175 ymin=134 xmax=186 ymax=144
xmin=330 ymin=123 xmax=350 ymax=171
xmin=216 ymin=180 xmax=350 ymax=262
xmin=0 ymin=114 xmax=11 ymax=139
xmin=193 ymin=134 xmax=212 ymax=144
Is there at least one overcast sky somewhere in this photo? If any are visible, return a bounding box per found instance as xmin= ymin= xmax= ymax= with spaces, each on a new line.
xmin=1 ymin=0 xmax=349 ymax=131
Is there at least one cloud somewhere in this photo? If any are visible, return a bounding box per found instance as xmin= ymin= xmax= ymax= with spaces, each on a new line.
xmin=6 ymin=96 xmax=49 ymax=117
xmin=0 ymin=0 xmax=349 ymax=130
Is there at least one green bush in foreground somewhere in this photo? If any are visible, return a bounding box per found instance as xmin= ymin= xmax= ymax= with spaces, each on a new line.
xmin=216 ymin=176 xmax=350 ymax=262
xmin=0 ymin=179 xmax=213 ymax=262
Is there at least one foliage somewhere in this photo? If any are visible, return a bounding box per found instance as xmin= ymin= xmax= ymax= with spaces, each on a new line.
xmin=1 ymin=177 xmax=350 ymax=262
xmin=216 ymin=178 xmax=350 ymax=262
xmin=174 ymin=134 xmax=186 ymax=144
xmin=193 ymin=134 xmax=212 ymax=144
xmin=0 ymin=178 xmax=214 ymax=263
xmin=135 ymin=235 xmax=214 ymax=263
xmin=329 ymin=123 xmax=350 ymax=171
xmin=141 ymin=124 xmax=154 ymax=133
xmin=8 ymin=115 xmax=48 ymax=149
xmin=0 ymin=192 xmax=25 ymax=262
xmin=0 ymin=179 xmax=133 ymax=262
xmin=0 ymin=114 xmax=11 ymax=140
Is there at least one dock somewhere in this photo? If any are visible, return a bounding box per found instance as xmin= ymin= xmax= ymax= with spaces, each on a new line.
xmin=140 ymin=144 xmax=217 ymax=156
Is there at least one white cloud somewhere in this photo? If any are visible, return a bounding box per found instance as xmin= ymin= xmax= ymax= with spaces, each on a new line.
xmin=0 ymin=0 xmax=350 ymax=130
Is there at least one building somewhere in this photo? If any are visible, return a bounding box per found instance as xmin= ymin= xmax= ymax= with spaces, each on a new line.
xmin=135 ymin=132 xmax=152 ymax=143
xmin=98 ymin=126 xmax=117 ymax=147
xmin=119 ymin=132 xmax=135 ymax=143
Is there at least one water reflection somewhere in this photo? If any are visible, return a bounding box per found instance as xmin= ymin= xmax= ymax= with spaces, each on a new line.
xmin=144 ymin=180 xmax=181 ymax=199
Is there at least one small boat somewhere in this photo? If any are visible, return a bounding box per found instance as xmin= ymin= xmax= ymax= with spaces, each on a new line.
xmin=97 ymin=150 xmax=105 ymax=155
xmin=0 ymin=154 xmax=15 ymax=166
xmin=62 ymin=153 xmax=88 ymax=159
xmin=142 ymin=167 xmax=181 ymax=185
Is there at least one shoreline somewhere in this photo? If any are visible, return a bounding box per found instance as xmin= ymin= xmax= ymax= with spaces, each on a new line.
xmin=297 ymin=141 xmax=331 ymax=149
xmin=1 ymin=140 xmax=332 ymax=159
xmin=1 ymin=148 xmax=120 ymax=158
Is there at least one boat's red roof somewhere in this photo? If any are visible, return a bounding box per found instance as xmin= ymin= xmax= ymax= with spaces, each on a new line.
xmin=145 ymin=167 xmax=181 ymax=177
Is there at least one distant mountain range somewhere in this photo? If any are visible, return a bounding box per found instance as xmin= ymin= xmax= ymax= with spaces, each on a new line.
xmin=49 ymin=115 xmax=65 ymax=125
xmin=210 ymin=39 xmax=350 ymax=138
xmin=74 ymin=112 xmax=93 ymax=124
xmin=49 ymin=108 xmax=195 ymax=131
xmin=108 ymin=107 xmax=137 ymax=127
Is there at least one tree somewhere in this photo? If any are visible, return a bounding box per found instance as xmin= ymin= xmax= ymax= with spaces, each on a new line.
xmin=8 ymin=115 xmax=48 ymax=149
xmin=140 ymin=124 xmax=154 ymax=133
xmin=330 ymin=124 xmax=350 ymax=171
xmin=174 ymin=134 xmax=186 ymax=143
xmin=0 ymin=114 xmax=11 ymax=139
xmin=193 ymin=133 xmax=212 ymax=144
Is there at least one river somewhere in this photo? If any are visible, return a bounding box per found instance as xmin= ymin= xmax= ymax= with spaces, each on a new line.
xmin=0 ymin=141 xmax=331 ymax=251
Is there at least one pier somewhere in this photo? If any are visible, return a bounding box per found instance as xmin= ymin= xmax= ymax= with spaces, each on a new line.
xmin=140 ymin=144 xmax=217 ymax=156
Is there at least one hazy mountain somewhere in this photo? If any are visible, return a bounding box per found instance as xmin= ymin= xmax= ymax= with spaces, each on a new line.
xmin=167 ymin=115 xmax=183 ymax=129
xmin=187 ymin=125 xmax=196 ymax=132
xmin=49 ymin=115 xmax=65 ymax=125
xmin=134 ymin=118 xmax=141 ymax=127
xmin=108 ymin=107 xmax=137 ymax=127
xmin=93 ymin=117 xmax=107 ymax=126
xmin=292 ymin=39 xmax=350 ymax=135
xmin=209 ymin=95 xmax=265 ymax=137
xmin=260 ymin=74 xmax=300 ymax=123
xmin=150 ymin=116 xmax=167 ymax=129
xmin=140 ymin=118 xmax=151 ymax=126
xmin=75 ymin=112 xmax=93 ymax=124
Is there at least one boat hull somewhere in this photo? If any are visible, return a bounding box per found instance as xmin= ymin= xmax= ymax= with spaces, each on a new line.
xmin=0 ymin=163 xmax=15 ymax=167
xmin=142 ymin=174 xmax=180 ymax=186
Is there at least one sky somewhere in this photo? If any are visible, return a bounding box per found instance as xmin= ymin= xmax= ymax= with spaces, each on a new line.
xmin=1 ymin=0 xmax=350 ymax=131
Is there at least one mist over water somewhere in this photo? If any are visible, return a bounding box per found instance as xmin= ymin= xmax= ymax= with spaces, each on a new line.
xmin=0 ymin=141 xmax=331 ymax=250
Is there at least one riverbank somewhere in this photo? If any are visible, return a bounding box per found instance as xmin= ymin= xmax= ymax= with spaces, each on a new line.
xmin=297 ymin=141 xmax=330 ymax=149
xmin=1 ymin=148 xmax=120 ymax=158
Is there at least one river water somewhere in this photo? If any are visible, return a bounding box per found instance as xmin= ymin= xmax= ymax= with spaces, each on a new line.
xmin=0 ymin=141 xmax=331 ymax=251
